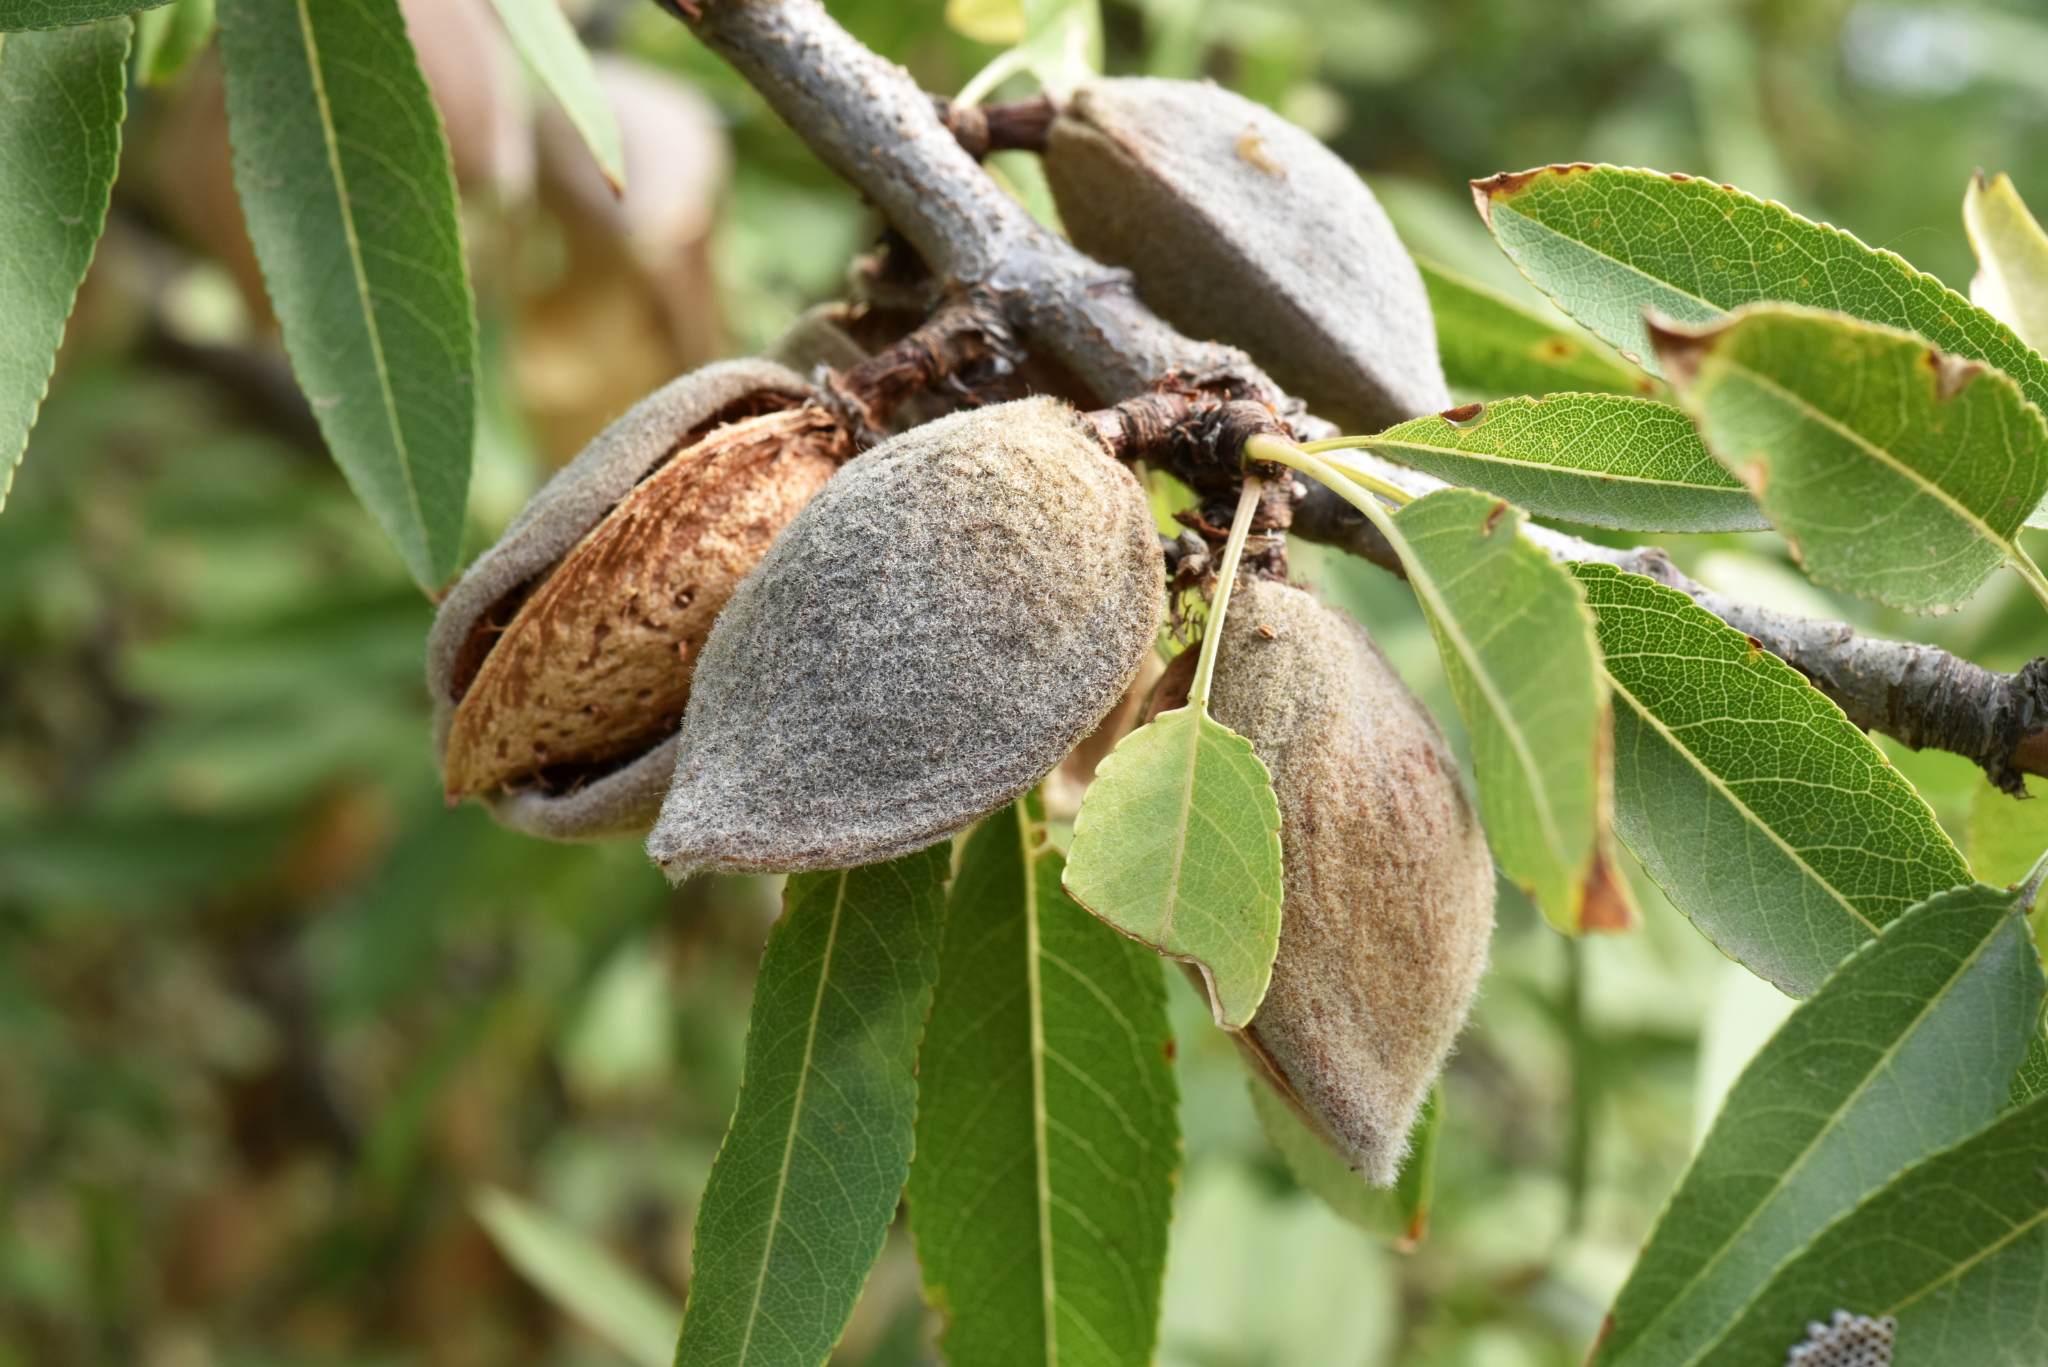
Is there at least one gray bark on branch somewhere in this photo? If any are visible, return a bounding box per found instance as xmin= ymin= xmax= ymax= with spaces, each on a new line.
xmin=652 ymin=0 xmax=2048 ymax=791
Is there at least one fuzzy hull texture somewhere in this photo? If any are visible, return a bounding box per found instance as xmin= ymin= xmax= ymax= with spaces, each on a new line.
xmin=1169 ymin=578 xmax=1494 ymax=1184
xmin=649 ymin=397 xmax=1164 ymax=877
xmin=1047 ymin=77 xmax=1448 ymax=432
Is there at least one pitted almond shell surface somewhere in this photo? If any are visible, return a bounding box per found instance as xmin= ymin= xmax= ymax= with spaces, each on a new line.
xmin=425 ymin=358 xmax=824 ymax=841
xmin=441 ymin=405 xmax=848 ymax=799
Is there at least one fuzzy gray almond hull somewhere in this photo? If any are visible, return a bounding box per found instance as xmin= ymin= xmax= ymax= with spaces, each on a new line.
xmin=649 ymin=397 xmax=1165 ymax=878
xmin=1190 ymin=578 xmax=1494 ymax=1185
xmin=426 ymin=358 xmax=821 ymax=842
xmin=1047 ymin=77 xmax=1448 ymax=433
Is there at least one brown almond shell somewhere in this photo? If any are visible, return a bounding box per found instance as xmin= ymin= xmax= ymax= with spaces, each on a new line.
xmin=426 ymin=358 xmax=824 ymax=841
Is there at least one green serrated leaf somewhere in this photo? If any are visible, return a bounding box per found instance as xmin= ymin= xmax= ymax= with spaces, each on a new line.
xmin=1358 ymin=394 xmax=1760 ymax=533
xmin=1691 ymin=1088 xmax=2048 ymax=1364
xmin=217 ymin=0 xmax=475 ymax=588
xmin=675 ymin=847 xmax=949 ymax=1367
xmin=1575 ymin=564 xmax=1971 ymax=996
xmin=1249 ymin=1077 xmax=1439 ymax=1247
xmin=1391 ymin=487 xmax=1626 ymax=934
xmin=0 ymin=17 xmax=127 ymax=509
xmin=1419 ymin=258 xmax=1655 ymax=402
xmin=910 ymin=795 xmax=1178 ymax=1367
xmin=1594 ymin=883 xmax=2043 ymax=1365
xmin=1062 ymin=704 xmax=1282 ymax=1028
xmin=473 ymin=1187 xmax=678 ymax=1367
xmin=485 ymin=0 xmax=623 ymax=192
xmin=1475 ymin=163 xmax=2048 ymax=527
xmin=130 ymin=0 xmax=207 ymax=83
xmin=1964 ymin=171 xmax=2048 ymax=354
xmin=1650 ymin=304 xmax=2048 ymax=613
xmin=2014 ymin=1009 xmax=2048 ymax=1109
xmin=0 ymin=0 xmax=164 ymax=30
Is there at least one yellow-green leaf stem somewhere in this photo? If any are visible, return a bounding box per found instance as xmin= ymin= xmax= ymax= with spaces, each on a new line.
xmin=1187 ymin=475 xmax=1263 ymax=711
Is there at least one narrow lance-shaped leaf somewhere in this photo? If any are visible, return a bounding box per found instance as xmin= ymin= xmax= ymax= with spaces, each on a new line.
xmin=1063 ymin=483 xmax=1284 ymax=1029
xmin=1702 ymin=1088 xmax=2048 ymax=1364
xmin=1248 ymin=1077 xmax=1440 ymax=1247
xmin=1474 ymin=163 xmax=2048 ymax=527
xmin=473 ymin=1187 xmax=678 ymax=1367
xmin=1574 ymin=564 xmax=1971 ymax=996
xmin=1394 ymin=487 xmax=1629 ymax=934
xmin=1964 ymin=170 xmax=2048 ymax=353
xmin=0 ymin=17 xmax=127 ymax=508
xmin=1351 ymin=393 xmax=1761 ymax=533
xmin=1255 ymin=438 xmax=1628 ymax=935
xmin=1593 ymin=883 xmax=2044 ymax=1366
xmin=218 ymin=0 xmax=476 ymax=588
xmin=674 ymin=847 xmax=949 ymax=1367
xmin=0 ymin=0 xmax=165 ymax=29
xmin=1418 ymin=257 xmax=1655 ymax=402
xmin=485 ymin=0 xmax=624 ymax=192
xmin=1650 ymin=304 xmax=2048 ymax=613
xmin=910 ymin=796 xmax=1179 ymax=1367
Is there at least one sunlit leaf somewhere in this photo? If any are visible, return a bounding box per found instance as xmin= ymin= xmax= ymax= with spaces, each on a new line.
xmin=1474 ymin=163 xmax=2048 ymax=526
xmin=0 ymin=17 xmax=127 ymax=509
xmin=1063 ymin=704 xmax=1282 ymax=1028
xmin=1419 ymin=257 xmax=1654 ymax=401
xmin=218 ymin=0 xmax=476 ymax=587
xmin=1356 ymin=393 xmax=1760 ymax=533
xmin=1964 ymin=170 xmax=2048 ymax=353
xmin=1576 ymin=564 xmax=1972 ymax=996
xmin=0 ymin=0 xmax=164 ymax=29
xmin=911 ymin=796 xmax=1178 ymax=1367
xmin=675 ymin=847 xmax=949 ymax=1367
xmin=1651 ymin=304 xmax=2048 ymax=613
xmin=1391 ymin=487 xmax=1627 ymax=934
xmin=474 ymin=1187 xmax=678 ymax=1367
xmin=1594 ymin=883 xmax=2043 ymax=1365
xmin=485 ymin=0 xmax=624 ymax=192
xmin=945 ymin=0 xmax=1025 ymax=45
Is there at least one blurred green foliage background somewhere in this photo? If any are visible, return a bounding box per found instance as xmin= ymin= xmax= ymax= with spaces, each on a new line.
xmin=5 ymin=0 xmax=2047 ymax=1362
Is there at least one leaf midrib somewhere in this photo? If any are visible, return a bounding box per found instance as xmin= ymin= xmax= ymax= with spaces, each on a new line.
xmin=1368 ymin=432 xmax=1742 ymax=495
xmin=292 ymin=0 xmax=426 ymax=555
xmin=1625 ymin=907 xmax=2013 ymax=1366
xmin=1017 ymin=802 xmax=1059 ymax=1367
xmin=732 ymin=871 xmax=848 ymax=1364
xmin=1156 ymin=710 xmax=1200 ymax=945
xmin=1492 ymin=196 xmax=1723 ymax=327
xmin=1603 ymin=666 xmax=1881 ymax=941
xmin=1706 ymin=356 xmax=2027 ymax=558
xmin=1400 ymin=511 xmax=1579 ymax=895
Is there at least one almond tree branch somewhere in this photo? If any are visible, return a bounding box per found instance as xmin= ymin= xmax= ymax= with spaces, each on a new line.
xmin=650 ymin=0 xmax=2048 ymax=791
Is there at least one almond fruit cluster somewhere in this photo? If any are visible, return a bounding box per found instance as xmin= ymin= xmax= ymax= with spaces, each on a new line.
xmin=428 ymin=74 xmax=1493 ymax=1186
